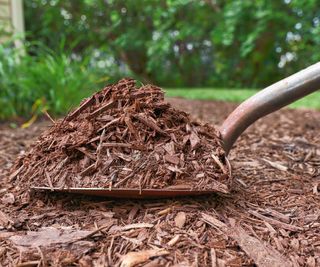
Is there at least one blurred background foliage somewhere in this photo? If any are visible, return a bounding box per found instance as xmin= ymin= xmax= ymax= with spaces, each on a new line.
xmin=24 ymin=0 xmax=320 ymax=87
xmin=1 ymin=0 xmax=320 ymax=120
xmin=0 ymin=42 xmax=109 ymax=119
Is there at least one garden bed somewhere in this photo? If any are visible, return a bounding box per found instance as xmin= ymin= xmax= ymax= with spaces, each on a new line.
xmin=0 ymin=98 xmax=319 ymax=266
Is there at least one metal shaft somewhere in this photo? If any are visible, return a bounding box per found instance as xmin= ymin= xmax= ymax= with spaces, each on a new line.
xmin=220 ymin=62 xmax=320 ymax=155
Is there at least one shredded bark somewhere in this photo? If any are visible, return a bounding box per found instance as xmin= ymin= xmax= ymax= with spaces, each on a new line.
xmin=12 ymin=78 xmax=231 ymax=192
xmin=0 ymin=98 xmax=319 ymax=266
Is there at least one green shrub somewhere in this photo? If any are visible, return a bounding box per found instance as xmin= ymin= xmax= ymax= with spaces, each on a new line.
xmin=0 ymin=41 xmax=117 ymax=120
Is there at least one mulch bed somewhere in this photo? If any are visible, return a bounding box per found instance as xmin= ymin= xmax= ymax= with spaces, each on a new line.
xmin=0 ymin=97 xmax=319 ymax=266
xmin=12 ymin=79 xmax=230 ymax=193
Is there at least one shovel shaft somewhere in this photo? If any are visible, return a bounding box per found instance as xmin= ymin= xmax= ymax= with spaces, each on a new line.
xmin=221 ymin=62 xmax=320 ymax=155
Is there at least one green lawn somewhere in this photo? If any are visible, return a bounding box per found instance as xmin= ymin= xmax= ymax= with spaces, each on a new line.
xmin=165 ymin=88 xmax=320 ymax=110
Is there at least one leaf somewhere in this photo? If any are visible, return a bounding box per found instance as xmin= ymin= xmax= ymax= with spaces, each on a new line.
xmin=21 ymin=114 xmax=38 ymax=129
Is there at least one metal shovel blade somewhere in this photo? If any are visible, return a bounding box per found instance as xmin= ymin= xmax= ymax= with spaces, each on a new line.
xmin=31 ymin=186 xmax=227 ymax=198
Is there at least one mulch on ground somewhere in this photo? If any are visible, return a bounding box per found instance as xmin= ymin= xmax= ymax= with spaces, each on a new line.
xmin=0 ymin=97 xmax=319 ymax=266
xmin=12 ymin=79 xmax=230 ymax=193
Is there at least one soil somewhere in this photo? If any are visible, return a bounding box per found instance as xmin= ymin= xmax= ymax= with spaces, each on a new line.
xmin=12 ymin=79 xmax=230 ymax=193
xmin=0 ymin=98 xmax=319 ymax=267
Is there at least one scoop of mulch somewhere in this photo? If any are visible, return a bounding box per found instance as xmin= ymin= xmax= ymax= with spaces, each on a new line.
xmin=11 ymin=78 xmax=231 ymax=193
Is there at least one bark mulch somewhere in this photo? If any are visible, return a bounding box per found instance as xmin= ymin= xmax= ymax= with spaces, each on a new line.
xmin=0 ymin=97 xmax=319 ymax=266
xmin=12 ymin=79 xmax=230 ymax=193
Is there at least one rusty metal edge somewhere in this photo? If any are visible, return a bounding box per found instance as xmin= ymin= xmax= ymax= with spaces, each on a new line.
xmin=30 ymin=186 xmax=228 ymax=198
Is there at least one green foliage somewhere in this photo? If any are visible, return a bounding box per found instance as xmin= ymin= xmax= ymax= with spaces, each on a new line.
xmin=23 ymin=0 xmax=320 ymax=88
xmin=1 ymin=0 xmax=319 ymax=120
xmin=0 ymin=41 xmax=112 ymax=120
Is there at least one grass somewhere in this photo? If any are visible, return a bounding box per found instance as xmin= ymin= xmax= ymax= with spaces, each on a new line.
xmin=165 ymin=88 xmax=320 ymax=110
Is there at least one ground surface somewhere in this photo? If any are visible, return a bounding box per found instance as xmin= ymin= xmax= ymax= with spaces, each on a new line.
xmin=0 ymin=98 xmax=319 ymax=267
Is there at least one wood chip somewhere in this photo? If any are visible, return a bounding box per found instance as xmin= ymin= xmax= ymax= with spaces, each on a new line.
xmin=262 ymin=159 xmax=288 ymax=171
xmin=202 ymin=213 xmax=292 ymax=267
xmin=201 ymin=213 xmax=227 ymax=230
xmin=8 ymin=165 xmax=23 ymax=182
xmin=174 ymin=212 xmax=186 ymax=228
xmin=110 ymin=223 xmax=154 ymax=233
xmin=189 ymin=131 xmax=200 ymax=148
xmin=157 ymin=207 xmax=172 ymax=216
xmin=120 ymin=249 xmax=169 ymax=267
xmin=88 ymin=100 xmax=116 ymax=118
xmin=210 ymin=248 xmax=217 ymax=267
xmin=167 ymin=235 xmax=180 ymax=246
xmin=248 ymin=210 xmax=303 ymax=232
xmin=0 ymin=211 xmax=13 ymax=227
xmin=164 ymin=155 xmax=180 ymax=165
xmin=1 ymin=193 xmax=15 ymax=205
xmin=9 ymin=227 xmax=93 ymax=247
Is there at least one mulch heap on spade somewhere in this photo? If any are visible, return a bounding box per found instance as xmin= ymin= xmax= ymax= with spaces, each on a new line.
xmin=13 ymin=78 xmax=231 ymax=193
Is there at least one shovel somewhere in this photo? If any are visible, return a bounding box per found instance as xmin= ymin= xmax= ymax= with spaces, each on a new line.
xmin=32 ymin=62 xmax=320 ymax=198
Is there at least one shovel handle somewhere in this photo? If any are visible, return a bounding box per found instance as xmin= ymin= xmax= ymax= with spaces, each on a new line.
xmin=221 ymin=62 xmax=320 ymax=155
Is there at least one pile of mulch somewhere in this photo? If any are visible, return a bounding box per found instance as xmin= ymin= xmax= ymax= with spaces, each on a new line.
xmin=12 ymin=78 xmax=231 ymax=193
xmin=0 ymin=98 xmax=319 ymax=266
